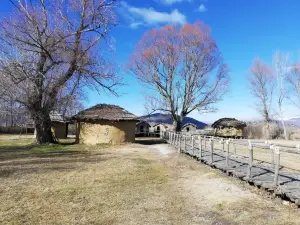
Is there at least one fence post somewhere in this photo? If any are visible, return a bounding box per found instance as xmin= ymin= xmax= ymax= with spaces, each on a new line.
xmin=192 ymin=136 xmax=194 ymax=156
xmin=173 ymin=133 xmax=175 ymax=145
xmin=233 ymin=142 xmax=236 ymax=155
xmin=273 ymin=146 xmax=280 ymax=187
xmin=247 ymin=140 xmax=253 ymax=179
xmin=204 ymin=136 xmax=207 ymax=151
xmin=199 ymin=136 xmax=202 ymax=159
xmin=225 ymin=140 xmax=230 ymax=170
xmin=179 ymin=135 xmax=181 ymax=153
xmin=184 ymin=135 xmax=186 ymax=153
xmin=221 ymin=138 xmax=224 ymax=153
xmin=210 ymin=138 xmax=214 ymax=164
xmin=270 ymin=144 xmax=275 ymax=167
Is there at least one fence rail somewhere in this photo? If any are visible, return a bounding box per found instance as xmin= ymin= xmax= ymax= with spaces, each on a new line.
xmin=161 ymin=131 xmax=300 ymax=206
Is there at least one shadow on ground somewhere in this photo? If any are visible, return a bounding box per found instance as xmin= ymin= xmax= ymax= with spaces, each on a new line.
xmin=0 ymin=142 xmax=111 ymax=178
xmin=135 ymin=138 xmax=167 ymax=145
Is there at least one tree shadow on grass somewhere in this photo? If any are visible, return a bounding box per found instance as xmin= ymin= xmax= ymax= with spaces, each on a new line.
xmin=0 ymin=142 xmax=112 ymax=178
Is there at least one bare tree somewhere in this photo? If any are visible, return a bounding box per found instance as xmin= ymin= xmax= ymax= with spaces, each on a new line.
xmin=273 ymin=51 xmax=289 ymax=140
xmin=0 ymin=0 xmax=120 ymax=144
xmin=248 ymin=58 xmax=275 ymax=139
xmin=287 ymin=65 xmax=300 ymax=109
xmin=128 ymin=22 xmax=230 ymax=131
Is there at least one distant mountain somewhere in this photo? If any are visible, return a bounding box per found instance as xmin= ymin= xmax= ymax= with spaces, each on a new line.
xmin=284 ymin=117 xmax=300 ymax=128
xmin=246 ymin=117 xmax=300 ymax=128
xmin=139 ymin=113 xmax=207 ymax=129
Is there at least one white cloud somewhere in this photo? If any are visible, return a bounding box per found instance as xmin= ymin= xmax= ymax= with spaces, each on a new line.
xmin=160 ymin=0 xmax=184 ymax=4
xmin=159 ymin=0 xmax=193 ymax=5
xmin=198 ymin=4 xmax=207 ymax=12
xmin=121 ymin=1 xmax=187 ymax=27
xmin=129 ymin=22 xmax=144 ymax=29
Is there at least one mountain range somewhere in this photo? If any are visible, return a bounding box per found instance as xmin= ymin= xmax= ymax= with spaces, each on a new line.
xmin=247 ymin=117 xmax=300 ymax=128
xmin=139 ymin=113 xmax=207 ymax=129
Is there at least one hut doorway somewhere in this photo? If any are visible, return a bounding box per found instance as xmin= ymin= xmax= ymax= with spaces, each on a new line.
xmin=156 ymin=126 xmax=160 ymax=137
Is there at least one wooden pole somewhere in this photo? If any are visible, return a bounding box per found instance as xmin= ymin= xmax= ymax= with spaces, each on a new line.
xmin=273 ymin=146 xmax=280 ymax=187
xmin=226 ymin=140 xmax=230 ymax=170
xmin=184 ymin=135 xmax=186 ymax=153
xmin=233 ymin=142 xmax=237 ymax=155
xmin=192 ymin=136 xmax=194 ymax=156
xmin=221 ymin=139 xmax=224 ymax=153
xmin=210 ymin=139 xmax=214 ymax=164
xmin=270 ymin=144 xmax=275 ymax=167
xmin=247 ymin=140 xmax=253 ymax=179
xmin=179 ymin=135 xmax=181 ymax=153
xmin=199 ymin=136 xmax=202 ymax=159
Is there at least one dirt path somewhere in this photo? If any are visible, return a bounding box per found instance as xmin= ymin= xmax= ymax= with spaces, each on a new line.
xmin=133 ymin=143 xmax=300 ymax=225
xmin=1 ymin=141 xmax=300 ymax=224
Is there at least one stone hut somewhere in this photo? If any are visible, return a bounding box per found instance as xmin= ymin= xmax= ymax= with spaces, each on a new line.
xmin=73 ymin=104 xmax=138 ymax=145
xmin=135 ymin=121 xmax=150 ymax=137
xmin=50 ymin=111 xmax=68 ymax=139
xmin=211 ymin=118 xmax=246 ymax=138
xmin=181 ymin=123 xmax=197 ymax=134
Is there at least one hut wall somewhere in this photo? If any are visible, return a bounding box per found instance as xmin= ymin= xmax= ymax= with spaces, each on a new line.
xmin=52 ymin=122 xmax=67 ymax=139
xmin=77 ymin=120 xmax=136 ymax=145
xmin=215 ymin=127 xmax=243 ymax=137
xmin=182 ymin=125 xmax=197 ymax=133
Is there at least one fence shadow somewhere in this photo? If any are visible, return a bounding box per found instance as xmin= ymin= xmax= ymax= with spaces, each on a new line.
xmin=135 ymin=138 xmax=167 ymax=145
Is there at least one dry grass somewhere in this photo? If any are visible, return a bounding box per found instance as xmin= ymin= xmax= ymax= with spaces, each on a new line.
xmin=1 ymin=136 xmax=300 ymax=224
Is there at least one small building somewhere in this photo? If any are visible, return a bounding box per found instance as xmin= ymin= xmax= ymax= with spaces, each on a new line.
xmin=152 ymin=123 xmax=174 ymax=137
xmin=211 ymin=118 xmax=246 ymax=138
xmin=73 ymin=104 xmax=138 ymax=145
xmin=181 ymin=123 xmax=197 ymax=133
xmin=135 ymin=121 xmax=150 ymax=137
xmin=50 ymin=111 xmax=68 ymax=139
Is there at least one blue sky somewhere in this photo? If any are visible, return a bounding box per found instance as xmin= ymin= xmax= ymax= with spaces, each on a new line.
xmin=1 ymin=0 xmax=300 ymax=123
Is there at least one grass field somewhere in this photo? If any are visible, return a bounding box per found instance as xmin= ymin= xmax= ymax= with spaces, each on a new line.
xmin=1 ymin=136 xmax=300 ymax=224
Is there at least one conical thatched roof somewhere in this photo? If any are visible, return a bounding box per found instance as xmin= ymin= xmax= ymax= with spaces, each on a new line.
xmin=72 ymin=104 xmax=138 ymax=122
xmin=211 ymin=118 xmax=246 ymax=129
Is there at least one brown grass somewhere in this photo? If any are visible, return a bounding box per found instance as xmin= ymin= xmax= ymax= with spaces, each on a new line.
xmin=1 ymin=137 xmax=300 ymax=224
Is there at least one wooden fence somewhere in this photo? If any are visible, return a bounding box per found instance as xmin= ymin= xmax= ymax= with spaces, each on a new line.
xmin=161 ymin=131 xmax=300 ymax=205
xmin=0 ymin=126 xmax=34 ymax=134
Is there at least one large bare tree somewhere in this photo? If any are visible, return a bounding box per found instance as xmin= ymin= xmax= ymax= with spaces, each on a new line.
xmin=248 ymin=58 xmax=275 ymax=139
xmin=273 ymin=51 xmax=289 ymax=140
xmin=287 ymin=65 xmax=300 ymax=109
xmin=128 ymin=22 xmax=230 ymax=131
xmin=0 ymin=0 xmax=120 ymax=144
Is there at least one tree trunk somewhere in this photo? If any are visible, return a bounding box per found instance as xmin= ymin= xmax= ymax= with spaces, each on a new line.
xmin=31 ymin=109 xmax=55 ymax=144
xmin=173 ymin=116 xmax=183 ymax=132
xmin=265 ymin=121 xmax=271 ymax=140
xmin=280 ymin=118 xmax=288 ymax=140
